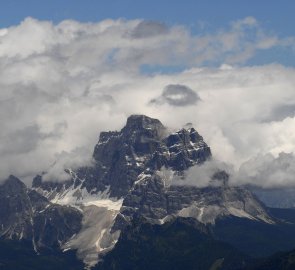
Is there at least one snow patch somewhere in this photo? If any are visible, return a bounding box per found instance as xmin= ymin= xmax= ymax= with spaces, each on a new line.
xmin=227 ymin=207 xmax=255 ymax=220
xmin=84 ymin=198 xmax=123 ymax=211
xmin=62 ymin=202 xmax=123 ymax=267
xmin=39 ymin=177 xmax=124 ymax=268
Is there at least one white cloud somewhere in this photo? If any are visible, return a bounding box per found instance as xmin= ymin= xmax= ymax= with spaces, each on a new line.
xmin=173 ymin=151 xmax=295 ymax=188
xmin=234 ymin=152 xmax=295 ymax=188
xmin=173 ymin=159 xmax=233 ymax=187
xmin=0 ymin=17 xmax=295 ymax=186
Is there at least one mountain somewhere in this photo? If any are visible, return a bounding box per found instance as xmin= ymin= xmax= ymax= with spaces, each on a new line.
xmin=2 ymin=115 xmax=295 ymax=269
xmin=0 ymin=175 xmax=82 ymax=252
xmin=33 ymin=114 xmax=212 ymax=198
xmin=30 ymin=115 xmax=278 ymax=266
xmin=31 ymin=114 xmax=217 ymax=266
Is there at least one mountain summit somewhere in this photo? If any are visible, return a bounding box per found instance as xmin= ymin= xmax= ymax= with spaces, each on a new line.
xmin=34 ymin=114 xmax=212 ymax=198
xmin=123 ymin=114 xmax=165 ymax=135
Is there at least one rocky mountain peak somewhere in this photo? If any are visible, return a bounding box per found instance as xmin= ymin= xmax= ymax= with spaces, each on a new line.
xmin=124 ymin=114 xmax=164 ymax=131
xmin=2 ymin=175 xmax=26 ymax=193
xmin=121 ymin=114 xmax=166 ymax=142
xmin=34 ymin=115 xmax=211 ymax=198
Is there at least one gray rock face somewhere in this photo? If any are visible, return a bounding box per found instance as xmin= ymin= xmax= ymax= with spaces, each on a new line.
xmin=0 ymin=175 xmax=82 ymax=251
xmin=0 ymin=175 xmax=34 ymax=241
xmin=115 ymin=173 xmax=273 ymax=230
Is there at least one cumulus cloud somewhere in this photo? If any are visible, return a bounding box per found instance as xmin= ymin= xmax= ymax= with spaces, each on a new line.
xmin=150 ymin=84 xmax=200 ymax=106
xmin=174 ymin=152 xmax=295 ymax=188
xmin=235 ymin=152 xmax=295 ymax=188
xmin=0 ymin=17 xmax=295 ymax=186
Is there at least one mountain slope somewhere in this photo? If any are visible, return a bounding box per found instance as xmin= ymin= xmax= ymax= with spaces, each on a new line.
xmin=0 ymin=239 xmax=83 ymax=270
xmin=97 ymin=217 xmax=249 ymax=270
xmin=245 ymin=249 xmax=295 ymax=270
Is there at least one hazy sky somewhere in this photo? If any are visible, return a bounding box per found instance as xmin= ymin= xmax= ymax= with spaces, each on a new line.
xmin=1 ymin=1 xmax=295 ymax=187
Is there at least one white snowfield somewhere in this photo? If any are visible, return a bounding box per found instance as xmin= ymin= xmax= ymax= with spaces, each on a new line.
xmin=38 ymin=182 xmax=123 ymax=268
xmin=83 ymin=199 xmax=123 ymax=211
xmin=62 ymin=204 xmax=121 ymax=268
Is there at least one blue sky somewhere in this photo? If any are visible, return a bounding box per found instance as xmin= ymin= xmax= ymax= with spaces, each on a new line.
xmin=1 ymin=0 xmax=294 ymax=67
xmin=0 ymin=0 xmax=294 ymax=35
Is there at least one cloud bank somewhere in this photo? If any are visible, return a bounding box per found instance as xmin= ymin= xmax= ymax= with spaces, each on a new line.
xmin=175 ymin=153 xmax=295 ymax=189
xmin=1 ymin=17 xmax=295 ymax=187
xmin=236 ymin=152 xmax=295 ymax=188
